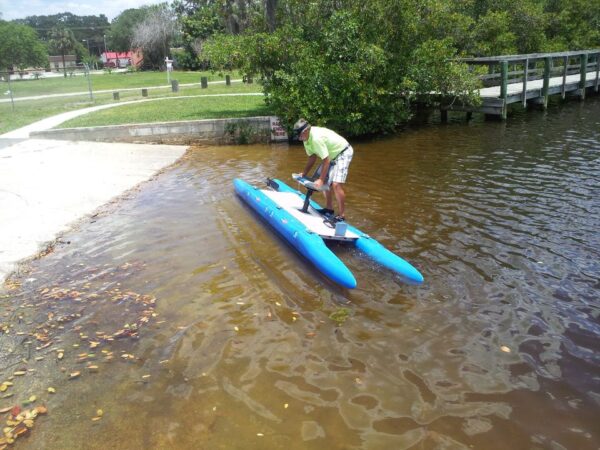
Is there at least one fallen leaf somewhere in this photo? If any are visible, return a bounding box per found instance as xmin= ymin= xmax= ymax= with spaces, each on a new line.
xmin=47 ymin=387 xmax=56 ymax=394
xmin=96 ymin=409 xmax=103 ymax=417
xmin=68 ymin=371 xmax=81 ymax=379
xmin=35 ymin=406 xmax=47 ymax=414
xmin=28 ymin=395 xmax=36 ymax=403
xmin=13 ymin=372 xmax=26 ymax=376
xmin=500 ymin=345 xmax=511 ymax=353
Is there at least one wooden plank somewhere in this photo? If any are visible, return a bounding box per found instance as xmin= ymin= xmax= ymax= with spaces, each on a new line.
xmin=457 ymin=49 xmax=600 ymax=64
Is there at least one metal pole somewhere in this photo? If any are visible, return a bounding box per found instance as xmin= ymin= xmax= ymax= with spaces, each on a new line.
xmin=84 ymin=63 xmax=94 ymax=102
xmin=7 ymin=73 xmax=15 ymax=112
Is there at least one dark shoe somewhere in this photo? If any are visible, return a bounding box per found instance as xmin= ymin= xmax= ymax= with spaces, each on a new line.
xmin=316 ymin=208 xmax=334 ymax=216
xmin=333 ymin=215 xmax=345 ymax=222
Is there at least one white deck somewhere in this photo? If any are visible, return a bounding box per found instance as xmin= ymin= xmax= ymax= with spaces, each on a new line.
xmin=261 ymin=190 xmax=358 ymax=241
xmin=479 ymin=70 xmax=598 ymax=98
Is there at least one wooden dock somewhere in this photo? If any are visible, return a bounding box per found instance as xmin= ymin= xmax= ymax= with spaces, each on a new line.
xmin=441 ymin=50 xmax=600 ymax=119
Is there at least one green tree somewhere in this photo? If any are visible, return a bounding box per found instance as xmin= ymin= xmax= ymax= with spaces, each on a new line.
xmin=16 ymin=13 xmax=110 ymax=55
xmin=203 ymin=0 xmax=480 ymax=135
xmin=545 ymin=0 xmax=600 ymax=50
xmin=0 ymin=21 xmax=48 ymax=72
xmin=49 ymin=26 xmax=77 ymax=77
xmin=471 ymin=11 xmax=517 ymax=56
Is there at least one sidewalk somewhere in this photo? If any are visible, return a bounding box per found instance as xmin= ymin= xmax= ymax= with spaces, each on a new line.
xmin=0 ymin=79 xmax=242 ymax=103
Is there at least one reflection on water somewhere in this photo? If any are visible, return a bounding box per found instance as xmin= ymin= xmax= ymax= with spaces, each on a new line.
xmin=2 ymin=98 xmax=599 ymax=449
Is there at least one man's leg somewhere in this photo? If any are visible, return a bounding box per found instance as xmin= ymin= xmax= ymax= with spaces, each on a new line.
xmin=332 ymin=182 xmax=345 ymax=217
xmin=323 ymin=190 xmax=334 ymax=210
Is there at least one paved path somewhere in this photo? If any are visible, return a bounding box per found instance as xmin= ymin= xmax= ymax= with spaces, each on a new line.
xmin=1 ymin=79 xmax=243 ymax=103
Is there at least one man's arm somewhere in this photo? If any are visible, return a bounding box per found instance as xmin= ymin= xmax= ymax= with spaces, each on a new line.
xmin=313 ymin=157 xmax=330 ymax=188
xmin=302 ymin=154 xmax=317 ymax=177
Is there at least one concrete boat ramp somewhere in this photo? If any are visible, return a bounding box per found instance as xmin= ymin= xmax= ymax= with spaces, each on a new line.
xmin=0 ymin=137 xmax=187 ymax=284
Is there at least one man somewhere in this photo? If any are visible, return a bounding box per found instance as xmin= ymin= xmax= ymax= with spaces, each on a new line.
xmin=293 ymin=119 xmax=354 ymax=222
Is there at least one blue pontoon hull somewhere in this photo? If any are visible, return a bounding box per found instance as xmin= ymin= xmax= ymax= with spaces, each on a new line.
xmin=234 ymin=178 xmax=423 ymax=288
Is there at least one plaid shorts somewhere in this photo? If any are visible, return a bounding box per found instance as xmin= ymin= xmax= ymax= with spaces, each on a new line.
xmin=315 ymin=145 xmax=354 ymax=184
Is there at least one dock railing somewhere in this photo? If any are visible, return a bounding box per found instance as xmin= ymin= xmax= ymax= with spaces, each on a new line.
xmin=455 ymin=50 xmax=600 ymax=118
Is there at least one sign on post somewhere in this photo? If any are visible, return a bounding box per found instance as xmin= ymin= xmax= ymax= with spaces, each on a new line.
xmin=270 ymin=117 xmax=288 ymax=142
xmin=165 ymin=57 xmax=173 ymax=83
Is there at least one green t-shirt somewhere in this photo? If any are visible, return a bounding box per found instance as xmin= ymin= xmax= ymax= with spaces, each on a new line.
xmin=304 ymin=126 xmax=349 ymax=160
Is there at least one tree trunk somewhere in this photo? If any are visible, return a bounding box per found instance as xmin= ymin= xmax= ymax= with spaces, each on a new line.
xmin=266 ymin=0 xmax=277 ymax=32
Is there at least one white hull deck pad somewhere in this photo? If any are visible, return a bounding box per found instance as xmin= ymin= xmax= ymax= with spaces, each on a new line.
xmin=261 ymin=190 xmax=359 ymax=241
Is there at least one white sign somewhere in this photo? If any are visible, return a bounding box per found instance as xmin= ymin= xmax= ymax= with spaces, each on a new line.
xmin=165 ymin=58 xmax=173 ymax=72
xmin=270 ymin=117 xmax=288 ymax=142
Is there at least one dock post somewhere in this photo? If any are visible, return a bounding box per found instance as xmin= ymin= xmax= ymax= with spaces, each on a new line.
xmin=440 ymin=109 xmax=448 ymax=123
xmin=595 ymin=52 xmax=600 ymax=92
xmin=500 ymin=60 xmax=508 ymax=119
xmin=579 ymin=53 xmax=587 ymax=99
xmin=542 ymin=57 xmax=551 ymax=108
xmin=562 ymin=56 xmax=568 ymax=99
xmin=522 ymin=58 xmax=529 ymax=107
xmin=201 ymin=76 xmax=208 ymax=88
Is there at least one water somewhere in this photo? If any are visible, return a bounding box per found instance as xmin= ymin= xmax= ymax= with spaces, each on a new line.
xmin=1 ymin=98 xmax=599 ymax=449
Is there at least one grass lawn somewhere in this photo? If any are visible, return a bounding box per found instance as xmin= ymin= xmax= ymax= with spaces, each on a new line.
xmin=0 ymin=81 xmax=266 ymax=135
xmin=3 ymin=70 xmax=241 ymax=98
xmin=59 ymin=94 xmax=273 ymax=128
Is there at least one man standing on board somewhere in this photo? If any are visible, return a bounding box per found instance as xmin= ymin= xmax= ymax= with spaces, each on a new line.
xmin=293 ymin=119 xmax=354 ymax=222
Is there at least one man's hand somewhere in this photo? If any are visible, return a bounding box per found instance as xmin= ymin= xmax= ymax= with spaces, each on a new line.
xmin=313 ymin=179 xmax=324 ymax=188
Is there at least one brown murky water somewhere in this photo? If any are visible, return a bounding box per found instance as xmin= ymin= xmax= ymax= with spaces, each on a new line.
xmin=2 ymin=98 xmax=599 ymax=449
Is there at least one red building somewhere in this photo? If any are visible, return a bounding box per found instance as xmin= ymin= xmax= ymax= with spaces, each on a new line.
xmin=101 ymin=50 xmax=143 ymax=68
